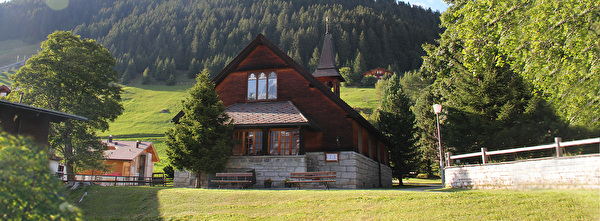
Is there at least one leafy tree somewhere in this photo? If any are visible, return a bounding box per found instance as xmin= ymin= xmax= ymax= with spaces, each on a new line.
xmin=0 ymin=131 xmax=82 ymax=220
xmin=10 ymin=31 xmax=123 ymax=180
xmin=417 ymin=0 xmax=569 ymax=157
xmin=339 ymin=67 xmax=354 ymax=86
xmin=377 ymin=74 xmax=417 ymax=185
xmin=442 ymin=0 xmax=600 ymax=129
xmin=165 ymin=72 xmax=234 ymax=188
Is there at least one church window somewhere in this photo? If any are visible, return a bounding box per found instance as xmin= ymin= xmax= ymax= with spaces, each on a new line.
xmin=248 ymin=71 xmax=277 ymax=100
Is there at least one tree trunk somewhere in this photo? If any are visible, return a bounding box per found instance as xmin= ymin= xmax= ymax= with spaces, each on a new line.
xmin=195 ymin=171 xmax=202 ymax=188
xmin=62 ymin=121 xmax=75 ymax=181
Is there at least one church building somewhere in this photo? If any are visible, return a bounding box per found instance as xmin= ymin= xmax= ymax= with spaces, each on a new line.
xmin=174 ymin=33 xmax=392 ymax=189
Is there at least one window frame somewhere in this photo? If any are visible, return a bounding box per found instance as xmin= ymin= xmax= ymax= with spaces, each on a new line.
xmin=233 ymin=130 xmax=263 ymax=156
xmin=269 ymin=128 xmax=300 ymax=155
xmin=247 ymin=70 xmax=277 ymax=101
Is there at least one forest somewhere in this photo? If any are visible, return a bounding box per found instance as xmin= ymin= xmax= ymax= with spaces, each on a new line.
xmin=0 ymin=0 xmax=442 ymax=82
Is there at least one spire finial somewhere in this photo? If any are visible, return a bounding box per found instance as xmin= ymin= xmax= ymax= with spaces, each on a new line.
xmin=326 ymin=17 xmax=329 ymax=34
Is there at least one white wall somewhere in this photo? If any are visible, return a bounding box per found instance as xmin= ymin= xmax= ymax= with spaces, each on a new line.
xmin=445 ymin=154 xmax=600 ymax=189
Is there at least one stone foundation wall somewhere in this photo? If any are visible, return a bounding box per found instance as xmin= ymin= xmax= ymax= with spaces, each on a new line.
xmin=173 ymin=151 xmax=392 ymax=189
xmin=445 ymin=154 xmax=600 ymax=190
xmin=306 ymin=151 xmax=392 ymax=189
xmin=226 ymin=155 xmax=307 ymax=188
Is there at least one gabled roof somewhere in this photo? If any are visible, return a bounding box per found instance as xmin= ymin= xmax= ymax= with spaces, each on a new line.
xmin=211 ymin=34 xmax=388 ymax=145
xmin=0 ymin=99 xmax=88 ymax=122
xmin=312 ymin=33 xmax=345 ymax=81
xmin=226 ymin=101 xmax=318 ymax=129
xmin=103 ymin=140 xmax=159 ymax=162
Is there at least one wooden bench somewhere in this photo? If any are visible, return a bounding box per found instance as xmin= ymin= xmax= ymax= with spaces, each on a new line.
xmin=211 ymin=172 xmax=255 ymax=189
xmin=288 ymin=171 xmax=336 ymax=189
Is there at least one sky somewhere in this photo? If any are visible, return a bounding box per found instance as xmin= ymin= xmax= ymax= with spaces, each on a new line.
xmin=401 ymin=0 xmax=449 ymax=12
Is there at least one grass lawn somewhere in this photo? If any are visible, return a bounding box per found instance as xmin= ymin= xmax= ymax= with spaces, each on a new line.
xmin=340 ymin=86 xmax=379 ymax=114
xmin=69 ymin=186 xmax=599 ymax=220
xmin=0 ymin=40 xmax=40 ymax=66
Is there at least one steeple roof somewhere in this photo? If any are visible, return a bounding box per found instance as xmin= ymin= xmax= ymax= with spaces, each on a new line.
xmin=312 ymin=33 xmax=345 ymax=82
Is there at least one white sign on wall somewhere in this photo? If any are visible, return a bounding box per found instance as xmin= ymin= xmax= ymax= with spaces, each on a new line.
xmin=325 ymin=152 xmax=339 ymax=162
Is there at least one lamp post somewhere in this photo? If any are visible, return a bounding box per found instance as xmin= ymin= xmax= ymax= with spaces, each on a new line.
xmin=433 ymin=104 xmax=444 ymax=187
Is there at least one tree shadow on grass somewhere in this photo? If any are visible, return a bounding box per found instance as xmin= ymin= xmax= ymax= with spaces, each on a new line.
xmin=69 ymin=185 xmax=165 ymax=220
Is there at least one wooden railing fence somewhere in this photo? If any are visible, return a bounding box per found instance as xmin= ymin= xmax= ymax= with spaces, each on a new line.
xmin=447 ymin=137 xmax=600 ymax=166
xmin=58 ymin=172 xmax=172 ymax=186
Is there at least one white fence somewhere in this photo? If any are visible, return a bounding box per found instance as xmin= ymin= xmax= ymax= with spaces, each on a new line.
xmin=444 ymin=137 xmax=600 ymax=189
xmin=447 ymin=137 xmax=600 ymax=166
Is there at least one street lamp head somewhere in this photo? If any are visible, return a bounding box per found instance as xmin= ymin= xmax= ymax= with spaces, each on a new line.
xmin=433 ymin=104 xmax=442 ymax=114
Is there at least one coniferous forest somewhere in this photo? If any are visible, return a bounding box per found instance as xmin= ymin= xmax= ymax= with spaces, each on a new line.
xmin=0 ymin=0 xmax=442 ymax=82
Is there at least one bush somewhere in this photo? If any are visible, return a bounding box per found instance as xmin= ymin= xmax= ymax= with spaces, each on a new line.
xmin=0 ymin=131 xmax=82 ymax=220
xmin=163 ymin=165 xmax=175 ymax=178
xmin=362 ymin=75 xmax=377 ymax=87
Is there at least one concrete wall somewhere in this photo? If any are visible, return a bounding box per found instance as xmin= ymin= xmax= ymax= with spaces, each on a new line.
xmin=445 ymin=154 xmax=600 ymax=190
xmin=173 ymin=151 xmax=392 ymax=189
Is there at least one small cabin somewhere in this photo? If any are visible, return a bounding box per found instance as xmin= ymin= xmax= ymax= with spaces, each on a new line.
xmin=362 ymin=67 xmax=394 ymax=82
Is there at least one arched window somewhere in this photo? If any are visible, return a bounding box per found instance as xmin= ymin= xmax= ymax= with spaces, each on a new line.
xmin=247 ymin=73 xmax=257 ymax=100
xmin=247 ymin=71 xmax=277 ymax=100
xmin=257 ymin=73 xmax=267 ymax=99
xmin=268 ymin=72 xmax=277 ymax=99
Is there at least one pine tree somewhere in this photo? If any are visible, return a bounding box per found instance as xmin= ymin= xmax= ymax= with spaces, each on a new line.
xmin=141 ymin=67 xmax=151 ymax=85
xmin=352 ymin=50 xmax=367 ymax=83
xmin=308 ymin=46 xmax=320 ymax=73
xmin=377 ymin=74 xmax=417 ymax=185
xmin=187 ymin=58 xmax=201 ymax=79
xmin=165 ymin=72 xmax=234 ymax=188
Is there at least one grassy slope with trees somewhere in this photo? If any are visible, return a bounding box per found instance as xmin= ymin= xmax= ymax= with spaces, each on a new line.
xmin=0 ymin=0 xmax=441 ymax=81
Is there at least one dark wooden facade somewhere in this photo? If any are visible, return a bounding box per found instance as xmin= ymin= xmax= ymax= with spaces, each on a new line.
xmin=362 ymin=67 xmax=394 ymax=81
xmin=0 ymin=100 xmax=88 ymax=145
xmin=212 ymin=34 xmax=390 ymax=165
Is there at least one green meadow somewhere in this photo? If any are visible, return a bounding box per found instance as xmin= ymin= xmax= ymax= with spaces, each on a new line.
xmin=69 ymin=186 xmax=599 ymax=220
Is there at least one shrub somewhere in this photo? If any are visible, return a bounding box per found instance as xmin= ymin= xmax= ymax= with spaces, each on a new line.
xmin=0 ymin=131 xmax=82 ymax=220
xmin=362 ymin=75 xmax=377 ymax=87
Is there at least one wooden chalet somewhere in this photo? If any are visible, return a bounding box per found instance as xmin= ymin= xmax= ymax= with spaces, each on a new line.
xmin=79 ymin=138 xmax=160 ymax=185
xmin=362 ymin=67 xmax=394 ymax=82
xmin=174 ymin=34 xmax=392 ymax=189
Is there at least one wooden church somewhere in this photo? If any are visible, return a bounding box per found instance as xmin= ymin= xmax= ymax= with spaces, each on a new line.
xmin=174 ymin=33 xmax=392 ymax=189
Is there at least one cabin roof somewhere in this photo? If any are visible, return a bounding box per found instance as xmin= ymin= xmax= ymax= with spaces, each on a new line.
xmin=102 ymin=140 xmax=159 ymax=162
xmin=0 ymin=99 xmax=88 ymax=122
xmin=226 ymin=101 xmax=319 ymax=129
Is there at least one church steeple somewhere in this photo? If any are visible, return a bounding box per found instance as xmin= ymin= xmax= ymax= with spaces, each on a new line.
xmin=312 ymin=17 xmax=345 ymax=96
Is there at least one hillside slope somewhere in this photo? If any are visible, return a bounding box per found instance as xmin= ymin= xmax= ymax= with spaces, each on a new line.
xmin=0 ymin=0 xmax=441 ymax=82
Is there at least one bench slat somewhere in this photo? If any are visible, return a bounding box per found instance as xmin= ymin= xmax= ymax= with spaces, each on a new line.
xmin=287 ymin=180 xmax=336 ymax=183
xmin=290 ymin=175 xmax=336 ymax=179
xmin=212 ymin=180 xmax=253 ymax=183
xmin=215 ymin=173 xmax=253 ymax=177
xmin=290 ymin=172 xmax=336 ymax=175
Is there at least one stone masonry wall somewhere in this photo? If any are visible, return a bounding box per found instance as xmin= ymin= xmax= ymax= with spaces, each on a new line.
xmin=445 ymin=154 xmax=600 ymax=190
xmin=226 ymin=155 xmax=307 ymax=188
xmin=306 ymin=151 xmax=392 ymax=189
xmin=173 ymin=151 xmax=392 ymax=189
